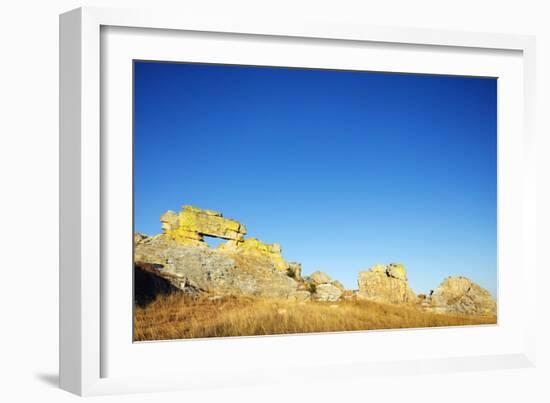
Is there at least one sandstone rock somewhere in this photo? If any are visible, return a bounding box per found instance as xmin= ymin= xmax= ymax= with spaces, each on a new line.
xmin=309 ymin=271 xmax=333 ymax=285
xmin=313 ymin=283 xmax=343 ymax=302
xmin=387 ymin=263 xmax=407 ymax=281
xmin=226 ymin=237 xmax=289 ymax=272
xmin=157 ymin=205 xmax=293 ymax=274
xmin=357 ymin=263 xmax=416 ymax=304
xmin=135 ymin=229 xmax=299 ymax=300
xmin=162 ymin=205 xmax=247 ymax=245
xmin=427 ymin=276 xmax=496 ymax=315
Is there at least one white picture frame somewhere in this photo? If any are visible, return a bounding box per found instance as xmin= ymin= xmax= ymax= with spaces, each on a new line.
xmin=59 ymin=6 xmax=537 ymax=396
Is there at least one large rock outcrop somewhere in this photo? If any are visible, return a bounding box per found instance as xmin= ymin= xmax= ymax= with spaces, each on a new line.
xmin=135 ymin=205 xmax=300 ymax=301
xmin=159 ymin=205 xmax=291 ymax=273
xmin=426 ymin=276 xmax=496 ymax=315
xmin=356 ymin=263 xmax=416 ymax=304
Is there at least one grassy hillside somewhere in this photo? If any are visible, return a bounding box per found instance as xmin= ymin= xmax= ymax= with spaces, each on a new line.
xmin=134 ymin=294 xmax=496 ymax=341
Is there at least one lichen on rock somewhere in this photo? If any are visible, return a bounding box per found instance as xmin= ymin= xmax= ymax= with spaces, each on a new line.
xmin=135 ymin=204 xmax=302 ymax=301
xmin=221 ymin=237 xmax=289 ymax=272
xmin=162 ymin=205 xmax=247 ymax=246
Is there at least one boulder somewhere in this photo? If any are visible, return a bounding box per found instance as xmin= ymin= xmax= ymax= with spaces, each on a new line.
xmin=309 ymin=271 xmax=333 ymax=285
xmin=313 ymin=283 xmax=343 ymax=302
xmin=427 ymin=277 xmax=496 ymax=315
xmin=357 ymin=263 xmax=416 ymax=304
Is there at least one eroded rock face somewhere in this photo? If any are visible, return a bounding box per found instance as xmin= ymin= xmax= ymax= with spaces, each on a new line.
xmin=159 ymin=206 xmax=291 ymax=273
xmin=357 ymin=263 xmax=416 ymax=304
xmin=135 ymin=235 xmax=299 ymax=299
xmin=162 ymin=205 xmax=247 ymax=245
xmin=219 ymin=237 xmax=288 ymax=272
xmin=427 ymin=277 xmax=496 ymax=315
xmin=135 ymin=205 xmax=300 ymax=301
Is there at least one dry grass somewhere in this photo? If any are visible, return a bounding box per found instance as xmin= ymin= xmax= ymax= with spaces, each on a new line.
xmin=134 ymin=293 xmax=496 ymax=341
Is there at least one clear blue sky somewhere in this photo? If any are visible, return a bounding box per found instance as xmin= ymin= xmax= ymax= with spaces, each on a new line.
xmin=134 ymin=61 xmax=497 ymax=297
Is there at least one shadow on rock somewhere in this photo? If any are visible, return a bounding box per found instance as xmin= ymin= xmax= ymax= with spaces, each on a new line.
xmin=134 ymin=262 xmax=180 ymax=307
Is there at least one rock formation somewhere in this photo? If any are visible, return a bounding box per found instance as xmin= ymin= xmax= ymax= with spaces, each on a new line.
xmin=426 ymin=276 xmax=496 ymax=315
xmin=135 ymin=205 xmax=496 ymax=316
xmin=356 ymin=263 xmax=416 ymax=304
xmin=135 ymin=205 xmax=300 ymax=301
xmin=303 ymin=271 xmax=343 ymax=301
xmin=161 ymin=205 xmax=246 ymax=246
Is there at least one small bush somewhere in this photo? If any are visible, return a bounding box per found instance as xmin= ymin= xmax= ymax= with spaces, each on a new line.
xmin=308 ymin=283 xmax=317 ymax=294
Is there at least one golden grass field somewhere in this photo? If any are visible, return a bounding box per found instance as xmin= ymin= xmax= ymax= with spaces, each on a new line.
xmin=134 ymin=293 xmax=496 ymax=341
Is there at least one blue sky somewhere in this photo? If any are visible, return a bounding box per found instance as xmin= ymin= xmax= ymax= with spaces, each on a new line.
xmin=134 ymin=61 xmax=497 ymax=296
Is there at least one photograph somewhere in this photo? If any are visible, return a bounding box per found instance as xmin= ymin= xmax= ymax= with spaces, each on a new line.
xmin=132 ymin=60 xmax=497 ymax=341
